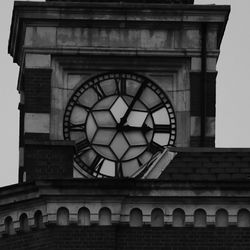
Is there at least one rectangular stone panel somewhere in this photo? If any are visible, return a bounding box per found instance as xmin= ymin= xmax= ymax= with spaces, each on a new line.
xmin=25 ymin=54 xmax=51 ymax=69
xmin=24 ymin=113 xmax=50 ymax=134
xmin=24 ymin=26 xmax=201 ymax=52
xmin=182 ymin=29 xmax=201 ymax=49
xmin=24 ymin=27 xmax=56 ymax=47
xmin=207 ymin=28 xmax=218 ymax=50
xmin=175 ymin=111 xmax=190 ymax=147
xmin=50 ymin=88 xmax=69 ymax=140
xmin=57 ymin=27 xmax=176 ymax=50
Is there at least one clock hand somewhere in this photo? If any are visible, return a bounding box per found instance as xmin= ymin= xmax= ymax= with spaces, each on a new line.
xmin=123 ymin=124 xmax=152 ymax=133
xmin=118 ymin=83 xmax=146 ymax=128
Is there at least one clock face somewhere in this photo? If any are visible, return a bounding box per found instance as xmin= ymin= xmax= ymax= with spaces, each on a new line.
xmin=63 ymin=72 xmax=176 ymax=178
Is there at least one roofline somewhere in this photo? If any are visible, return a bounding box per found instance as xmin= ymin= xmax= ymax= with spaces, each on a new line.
xmin=1 ymin=178 xmax=250 ymax=195
xmin=12 ymin=1 xmax=230 ymax=10
xmin=46 ymin=0 xmax=194 ymax=3
xmin=170 ymin=147 xmax=250 ymax=153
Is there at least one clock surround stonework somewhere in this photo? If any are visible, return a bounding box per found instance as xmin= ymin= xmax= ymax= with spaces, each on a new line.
xmin=3 ymin=1 xmax=250 ymax=250
xmin=63 ymin=72 xmax=176 ymax=178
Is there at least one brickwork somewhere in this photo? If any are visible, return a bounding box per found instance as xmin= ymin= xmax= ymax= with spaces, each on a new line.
xmin=24 ymin=133 xmax=50 ymax=141
xmin=1 ymin=225 xmax=250 ymax=250
xmin=190 ymin=72 xmax=217 ymax=117
xmin=0 ymin=229 xmax=53 ymax=250
xmin=24 ymin=141 xmax=74 ymax=180
xmin=190 ymin=136 xmax=215 ymax=147
xmin=117 ymin=226 xmax=250 ymax=250
xmin=160 ymin=149 xmax=250 ymax=181
xmin=23 ymin=69 xmax=51 ymax=113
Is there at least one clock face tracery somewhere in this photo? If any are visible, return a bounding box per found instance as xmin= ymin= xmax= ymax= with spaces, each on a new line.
xmin=63 ymin=72 xmax=176 ymax=178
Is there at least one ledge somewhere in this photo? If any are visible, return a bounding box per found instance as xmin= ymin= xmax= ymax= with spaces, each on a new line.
xmin=45 ymin=0 xmax=194 ymax=3
xmin=13 ymin=1 xmax=230 ymax=10
xmin=25 ymin=140 xmax=75 ymax=146
xmin=170 ymin=147 xmax=250 ymax=153
xmin=1 ymin=178 xmax=250 ymax=198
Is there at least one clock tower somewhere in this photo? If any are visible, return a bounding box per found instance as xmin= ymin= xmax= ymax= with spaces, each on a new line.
xmin=2 ymin=1 xmax=250 ymax=250
xmin=9 ymin=0 xmax=228 ymax=181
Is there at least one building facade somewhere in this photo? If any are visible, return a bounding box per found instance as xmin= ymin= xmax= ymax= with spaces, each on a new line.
xmin=1 ymin=0 xmax=250 ymax=249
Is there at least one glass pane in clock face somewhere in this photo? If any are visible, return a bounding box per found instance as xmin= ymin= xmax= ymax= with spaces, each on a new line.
xmin=63 ymin=72 xmax=176 ymax=178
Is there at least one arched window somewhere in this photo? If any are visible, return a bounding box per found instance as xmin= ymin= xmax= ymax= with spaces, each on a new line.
xmin=151 ymin=208 xmax=164 ymax=227
xmin=78 ymin=207 xmax=90 ymax=226
xmin=57 ymin=207 xmax=69 ymax=226
xmin=19 ymin=213 xmax=29 ymax=232
xmin=172 ymin=208 xmax=185 ymax=227
xmin=130 ymin=208 xmax=143 ymax=227
xmin=34 ymin=210 xmax=44 ymax=229
xmin=194 ymin=209 xmax=207 ymax=227
xmin=4 ymin=216 xmax=14 ymax=235
xmin=99 ymin=207 xmax=111 ymax=226
xmin=216 ymin=209 xmax=228 ymax=227
xmin=237 ymin=209 xmax=250 ymax=227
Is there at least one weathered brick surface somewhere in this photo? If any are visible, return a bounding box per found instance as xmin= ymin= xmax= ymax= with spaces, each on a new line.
xmin=53 ymin=226 xmax=116 ymax=250
xmin=23 ymin=69 xmax=51 ymax=113
xmin=24 ymin=142 xmax=74 ymax=180
xmin=1 ymin=225 xmax=250 ymax=250
xmin=190 ymin=72 xmax=217 ymax=117
xmin=0 ymin=229 xmax=53 ymax=250
xmin=190 ymin=136 xmax=215 ymax=147
xmin=24 ymin=133 xmax=50 ymax=141
xmin=160 ymin=150 xmax=250 ymax=181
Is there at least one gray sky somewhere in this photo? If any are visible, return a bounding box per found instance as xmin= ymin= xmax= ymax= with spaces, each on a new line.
xmin=0 ymin=0 xmax=249 ymax=187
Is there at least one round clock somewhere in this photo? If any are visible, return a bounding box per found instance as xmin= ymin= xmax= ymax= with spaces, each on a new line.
xmin=63 ymin=72 xmax=176 ymax=178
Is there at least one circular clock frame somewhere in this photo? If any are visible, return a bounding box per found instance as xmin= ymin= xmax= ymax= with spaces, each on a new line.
xmin=63 ymin=72 xmax=176 ymax=178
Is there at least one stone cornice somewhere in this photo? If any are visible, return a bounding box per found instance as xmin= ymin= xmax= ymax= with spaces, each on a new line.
xmin=46 ymin=0 xmax=194 ymax=3
xmin=9 ymin=2 xmax=230 ymax=64
xmin=1 ymin=178 xmax=250 ymax=205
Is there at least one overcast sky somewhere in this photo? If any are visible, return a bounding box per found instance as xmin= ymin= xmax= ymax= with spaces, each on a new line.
xmin=0 ymin=0 xmax=249 ymax=187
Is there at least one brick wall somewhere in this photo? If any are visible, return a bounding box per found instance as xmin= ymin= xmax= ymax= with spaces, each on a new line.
xmin=1 ymin=225 xmax=250 ymax=250
xmin=190 ymin=72 xmax=217 ymax=147
xmin=23 ymin=69 xmax=51 ymax=113
xmin=190 ymin=72 xmax=216 ymax=117
xmin=160 ymin=149 xmax=250 ymax=181
xmin=0 ymin=229 xmax=53 ymax=250
xmin=24 ymin=141 xmax=74 ymax=181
